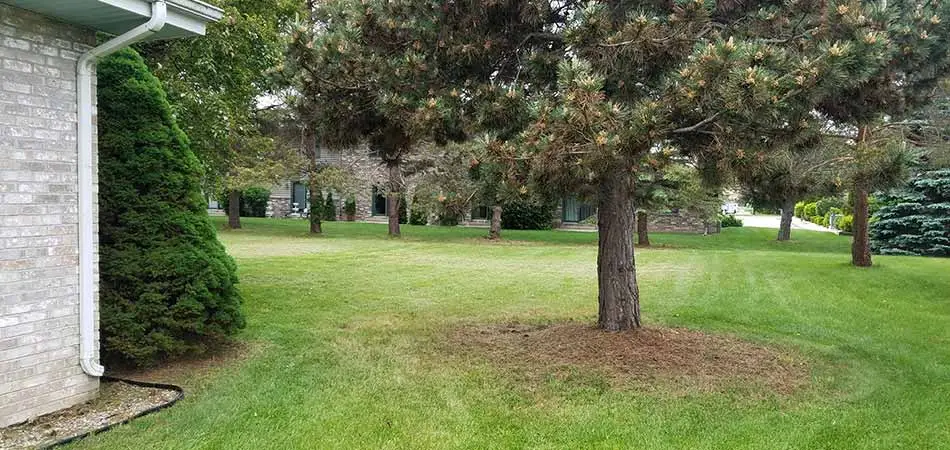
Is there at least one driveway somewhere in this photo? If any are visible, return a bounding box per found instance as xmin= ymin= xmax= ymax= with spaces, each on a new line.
xmin=737 ymin=214 xmax=837 ymax=233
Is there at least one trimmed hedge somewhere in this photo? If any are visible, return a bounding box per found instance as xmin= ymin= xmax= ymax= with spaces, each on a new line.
xmin=97 ymin=49 xmax=244 ymax=366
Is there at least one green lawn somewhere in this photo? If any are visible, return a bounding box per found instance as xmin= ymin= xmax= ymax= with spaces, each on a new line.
xmin=73 ymin=219 xmax=950 ymax=449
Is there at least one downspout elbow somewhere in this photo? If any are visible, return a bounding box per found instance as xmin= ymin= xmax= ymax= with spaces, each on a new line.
xmin=77 ymin=0 xmax=167 ymax=378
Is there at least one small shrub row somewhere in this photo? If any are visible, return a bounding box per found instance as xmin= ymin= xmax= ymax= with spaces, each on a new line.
xmin=797 ymin=198 xmax=849 ymax=229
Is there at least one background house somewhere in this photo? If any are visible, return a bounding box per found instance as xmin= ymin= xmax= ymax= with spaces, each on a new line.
xmin=267 ymin=146 xmax=423 ymax=222
xmin=0 ymin=0 xmax=221 ymax=427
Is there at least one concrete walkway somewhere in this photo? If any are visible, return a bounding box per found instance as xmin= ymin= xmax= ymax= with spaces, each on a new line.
xmin=737 ymin=214 xmax=837 ymax=233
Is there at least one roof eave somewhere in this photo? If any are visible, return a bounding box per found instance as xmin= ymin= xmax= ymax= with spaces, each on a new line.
xmin=167 ymin=0 xmax=224 ymax=24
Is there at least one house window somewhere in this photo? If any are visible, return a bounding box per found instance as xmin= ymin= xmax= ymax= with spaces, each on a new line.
xmin=372 ymin=186 xmax=387 ymax=216
xmin=471 ymin=205 xmax=489 ymax=220
xmin=292 ymin=182 xmax=308 ymax=211
xmin=562 ymin=196 xmax=595 ymax=223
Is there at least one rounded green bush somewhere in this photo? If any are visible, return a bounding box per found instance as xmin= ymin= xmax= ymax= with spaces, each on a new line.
xmin=242 ymin=186 xmax=271 ymax=217
xmin=794 ymin=202 xmax=806 ymax=219
xmin=97 ymin=49 xmax=244 ymax=366
xmin=803 ymin=202 xmax=819 ymax=219
xmin=837 ymin=215 xmax=854 ymax=232
xmin=719 ymin=214 xmax=744 ymax=227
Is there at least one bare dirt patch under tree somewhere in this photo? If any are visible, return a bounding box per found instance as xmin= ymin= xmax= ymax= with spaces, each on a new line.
xmin=449 ymin=323 xmax=809 ymax=395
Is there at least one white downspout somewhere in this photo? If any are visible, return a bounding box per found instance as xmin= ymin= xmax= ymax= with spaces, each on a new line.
xmin=77 ymin=0 xmax=168 ymax=377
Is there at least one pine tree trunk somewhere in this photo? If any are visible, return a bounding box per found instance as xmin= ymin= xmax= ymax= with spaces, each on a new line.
xmin=489 ymin=205 xmax=502 ymax=240
xmin=852 ymin=182 xmax=872 ymax=267
xmin=636 ymin=210 xmax=650 ymax=247
xmin=303 ymin=125 xmax=322 ymax=234
xmin=777 ymin=198 xmax=795 ymax=241
xmin=227 ymin=190 xmax=241 ymax=229
xmin=387 ymin=161 xmax=401 ymax=237
xmin=852 ymin=125 xmax=872 ymax=267
xmin=597 ymin=174 xmax=641 ymax=331
xmin=309 ymin=173 xmax=322 ymax=234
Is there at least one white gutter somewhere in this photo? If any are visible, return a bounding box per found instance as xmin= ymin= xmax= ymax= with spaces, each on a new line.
xmin=77 ymin=0 xmax=168 ymax=378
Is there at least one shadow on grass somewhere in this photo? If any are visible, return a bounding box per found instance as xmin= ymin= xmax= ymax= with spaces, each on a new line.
xmin=214 ymin=217 xmax=852 ymax=255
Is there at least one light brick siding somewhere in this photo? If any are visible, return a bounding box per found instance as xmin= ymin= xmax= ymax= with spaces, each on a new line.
xmin=0 ymin=4 xmax=99 ymax=428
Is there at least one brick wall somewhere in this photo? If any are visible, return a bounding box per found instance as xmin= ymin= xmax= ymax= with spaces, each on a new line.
xmin=0 ymin=4 xmax=99 ymax=428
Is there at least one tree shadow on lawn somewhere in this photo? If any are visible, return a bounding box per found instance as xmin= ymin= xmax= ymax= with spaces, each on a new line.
xmin=215 ymin=217 xmax=852 ymax=255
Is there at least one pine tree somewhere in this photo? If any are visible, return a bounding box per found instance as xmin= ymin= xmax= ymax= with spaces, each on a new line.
xmin=284 ymin=0 xmax=565 ymax=237
xmin=870 ymin=169 xmax=950 ymax=256
xmin=97 ymin=49 xmax=244 ymax=365
xmin=516 ymin=1 xmax=885 ymax=330
xmin=736 ymin=142 xmax=842 ymax=241
xmin=818 ymin=0 xmax=950 ymax=267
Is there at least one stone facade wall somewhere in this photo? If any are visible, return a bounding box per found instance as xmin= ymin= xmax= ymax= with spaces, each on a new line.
xmin=559 ymin=211 xmax=719 ymax=234
xmin=0 ymin=5 xmax=100 ymax=427
xmin=648 ymin=212 xmax=720 ymax=235
xmin=267 ymin=147 xmax=416 ymax=222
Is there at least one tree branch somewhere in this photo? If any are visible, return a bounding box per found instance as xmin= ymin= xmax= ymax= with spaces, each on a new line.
xmin=672 ymin=113 xmax=720 ymax=134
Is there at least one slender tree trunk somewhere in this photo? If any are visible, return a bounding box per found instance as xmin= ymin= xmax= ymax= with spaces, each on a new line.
xmin=597 ymin=174 xmax=640 ymax=331
xmin=303 ymin=125 xmax=321 ymax=234
xmin=777 ymin=198 xmax=795 ymax=241
xmin=852 ymin=126 xmax=872 ymax=267
xmin=636 ymin=210 xmax=650 ymax=247
xmin=227 ymin=190 xmax=241 ymax=229
xmin=309 ymin=174 xmax=322 ymax=234
xmin=489 ymin=205 xmax=502 ymax=240
xmin=852 ymin=182 xmax=872 ymax=267
xmin=386 ymin=161 xmax=401 ymax=237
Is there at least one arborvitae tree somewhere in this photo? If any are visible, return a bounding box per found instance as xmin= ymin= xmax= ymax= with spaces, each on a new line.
xmin=398 ymin=194 xmax=409 ymax=225
xmin=818 ymin=0 xmax=950 ymax=267
xmin=870 ymin=169 xmax=950 ymax=257
xmin=285 ymin=0 xmax=564 ymax=237
xmin=98 ymin=49 xmax=244 ymax=365
xmin=513 ymin=1 xmax=884 ymax=330
xmin=323 ymin=192 xmax=336 ymax=221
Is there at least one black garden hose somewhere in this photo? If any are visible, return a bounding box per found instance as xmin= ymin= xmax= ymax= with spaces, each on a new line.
xmin=43 ymin=376 xmax=184 ymax=449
